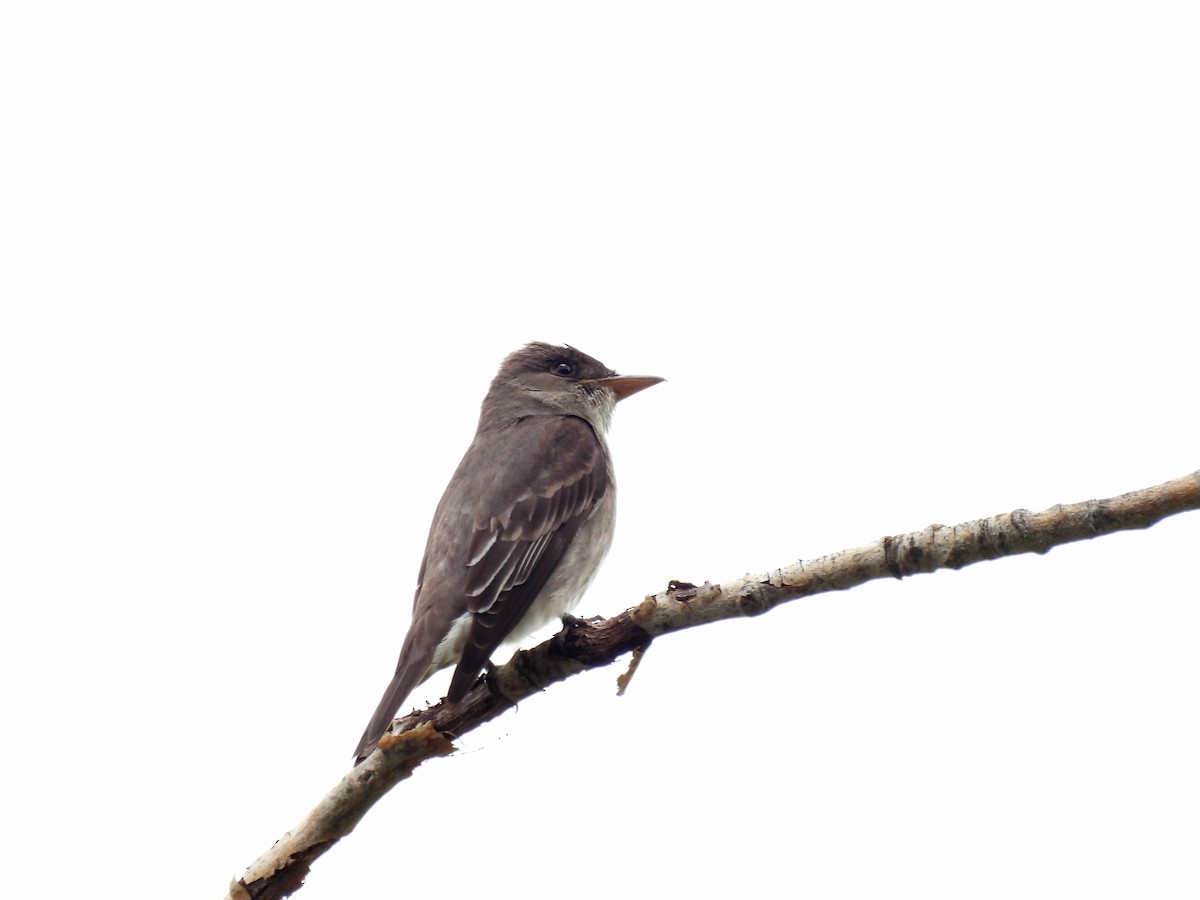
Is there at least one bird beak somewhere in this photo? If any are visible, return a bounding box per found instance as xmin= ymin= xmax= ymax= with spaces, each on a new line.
xmin=590 ymin=374 xmax=665 ymax=401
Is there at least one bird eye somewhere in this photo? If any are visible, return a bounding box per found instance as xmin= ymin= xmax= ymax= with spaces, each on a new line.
xmin=551 ymin=360 xmax=575 ymax=377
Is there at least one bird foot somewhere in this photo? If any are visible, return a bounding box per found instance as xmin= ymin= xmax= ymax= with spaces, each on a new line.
xmin=482 ymin=660 xmax=504 ymax=699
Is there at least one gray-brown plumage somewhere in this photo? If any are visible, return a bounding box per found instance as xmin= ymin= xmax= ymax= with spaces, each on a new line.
xmin=353 ymin=342 xmax=661 ymax=763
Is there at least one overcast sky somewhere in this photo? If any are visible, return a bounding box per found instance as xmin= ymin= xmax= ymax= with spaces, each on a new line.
xmin=3 ymin=3 xmax=1198 ymax=898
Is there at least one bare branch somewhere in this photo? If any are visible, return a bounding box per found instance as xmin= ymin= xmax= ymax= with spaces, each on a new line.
xmin=226 ymin=469 xmax=1200 ymax=900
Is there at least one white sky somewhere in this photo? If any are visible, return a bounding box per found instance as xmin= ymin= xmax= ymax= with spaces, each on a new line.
xmin=3 ymin=3 xmax=1198 ymax=898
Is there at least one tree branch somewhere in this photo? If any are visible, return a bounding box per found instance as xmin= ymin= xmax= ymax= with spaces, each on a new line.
xmin=226 ymin=469 xmax=1200 ymax=900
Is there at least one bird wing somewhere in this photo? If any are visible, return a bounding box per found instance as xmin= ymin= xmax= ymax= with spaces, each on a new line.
xmin=352 ymin=414 xmax=609 ymax=763
xmin=449 ymin=414 xmax=609 ymax=700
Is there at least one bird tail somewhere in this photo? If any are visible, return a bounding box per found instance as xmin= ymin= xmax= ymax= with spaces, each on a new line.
xmin=352 ymin=658 xmax=429 ymax=764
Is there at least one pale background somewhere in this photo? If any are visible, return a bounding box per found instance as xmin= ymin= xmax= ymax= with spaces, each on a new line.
xmin=2 ymin=3 xmax=1197 ymax=898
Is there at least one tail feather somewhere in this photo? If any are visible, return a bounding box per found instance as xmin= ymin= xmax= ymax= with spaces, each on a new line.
xmin=352 ymin=658 xmax=428 ymax=764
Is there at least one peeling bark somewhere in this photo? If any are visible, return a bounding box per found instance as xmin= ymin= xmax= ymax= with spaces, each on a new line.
xmin=225 ymin=469 xmax=1200 ymax=899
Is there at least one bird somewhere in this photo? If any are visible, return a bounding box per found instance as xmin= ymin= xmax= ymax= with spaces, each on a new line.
xmin=352 ymin=342 xmax=662 ymax=763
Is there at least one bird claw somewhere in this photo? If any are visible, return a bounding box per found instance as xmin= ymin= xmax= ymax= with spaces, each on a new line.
xmin=482 ymin=660 xmax=503 ymax=698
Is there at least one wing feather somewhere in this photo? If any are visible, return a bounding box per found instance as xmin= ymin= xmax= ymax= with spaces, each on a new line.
xmin=449 ymin=415 xmax=609 ymax=699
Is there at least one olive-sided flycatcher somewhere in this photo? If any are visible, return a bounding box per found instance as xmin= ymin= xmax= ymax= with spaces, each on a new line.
xmin=353 ymin=342 xmax=662 ymax=763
